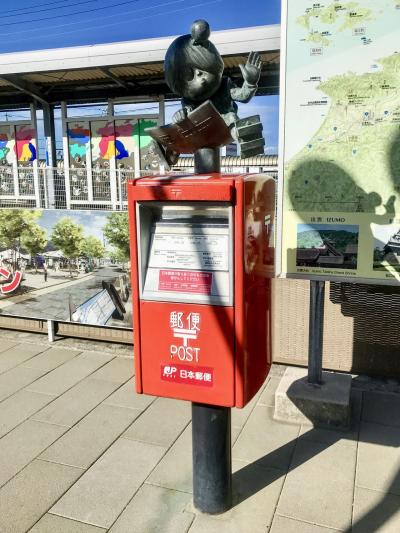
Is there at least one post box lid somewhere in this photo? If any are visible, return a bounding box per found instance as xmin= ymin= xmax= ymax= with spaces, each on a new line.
xmin=128 ymin=173 xmax=237 ymax=202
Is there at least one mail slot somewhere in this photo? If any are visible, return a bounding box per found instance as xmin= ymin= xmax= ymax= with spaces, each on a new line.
xmin=128 ymin=173 xmax=275 ymax=407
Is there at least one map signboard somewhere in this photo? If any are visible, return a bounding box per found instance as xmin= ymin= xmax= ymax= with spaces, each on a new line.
xmin=279 ymin=0 xmax=400 ymax=284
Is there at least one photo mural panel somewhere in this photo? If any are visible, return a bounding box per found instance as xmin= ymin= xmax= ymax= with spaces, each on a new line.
xmin=90 ymin=120 xmax=114 ymax=201
xmin=279 ymin=0 xmax=400 ymax=284
xmin=0 ymin=126 xmax=14 ymax=166
xmin=0 ymin=208 xmax=132 ymax=329
xmin=139 ymin=118 xmax=160 ymax=173
xmin=68 ymin=121 xmax=90 ymax=202
xmin=0 ymin=126 xmax=15 ymax=196
xmin=115 ymin=119 xmax=136 ymax=170
xmin=91 ymin=120 xmax=115 ymax=169
xmin=15 ymin=124 xmax=37 ymax=165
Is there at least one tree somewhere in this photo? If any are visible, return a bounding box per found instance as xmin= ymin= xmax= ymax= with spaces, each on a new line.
xmin=111 ymin=247 xmax=130 ymax=270
xmin=82 ymin=236 xmax=105 ymax=268
xmin=22 ymin=226 xmax=47 ymax=272
xmin=103 ymin=212 xmax=130 ymax=258
xmin=51 ymin=217 xmax=84 ymax=276
xmin=0 ymin=209 xmax=42 ymax=270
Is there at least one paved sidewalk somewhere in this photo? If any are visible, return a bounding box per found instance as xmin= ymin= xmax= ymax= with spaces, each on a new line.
xmin=0 ymin=329 xmax=399 ymax=532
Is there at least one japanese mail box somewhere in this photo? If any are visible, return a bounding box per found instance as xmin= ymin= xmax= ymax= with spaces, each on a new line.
xmin=127 ymin=173 xmax=275 ymax=408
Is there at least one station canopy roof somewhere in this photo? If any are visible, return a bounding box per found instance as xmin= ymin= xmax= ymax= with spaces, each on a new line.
xmin=0 ymin=25 xmax=280 ymax=108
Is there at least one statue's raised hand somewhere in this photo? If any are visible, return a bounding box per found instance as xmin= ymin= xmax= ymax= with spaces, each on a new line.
xmin=239 ymin=51 xmax=262 ymax=86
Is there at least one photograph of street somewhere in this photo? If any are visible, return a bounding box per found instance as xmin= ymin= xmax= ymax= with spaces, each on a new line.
xmin=0 ymin=208 xmax=132 ymax=328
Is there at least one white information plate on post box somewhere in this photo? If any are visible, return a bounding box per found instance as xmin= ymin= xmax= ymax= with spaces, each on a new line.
xmin=137 ymin=203 xmax=233 ymax=306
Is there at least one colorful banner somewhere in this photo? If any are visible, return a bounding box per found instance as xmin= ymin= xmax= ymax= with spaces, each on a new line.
xmin=279 ymin=0 xmax=400 ymax=284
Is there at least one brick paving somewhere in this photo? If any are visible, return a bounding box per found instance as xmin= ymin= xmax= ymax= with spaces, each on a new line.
xmin=0 ymin=329 xmax=399 ymax=532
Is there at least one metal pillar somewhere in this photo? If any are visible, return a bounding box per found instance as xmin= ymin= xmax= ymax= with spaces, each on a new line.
xmin=194 ymin=147 xmax=221 ymax=174
xmin=191 ymin=146 xmax=232 ymax=514
xmin=192 ymin=403 xmax=232 ymax=513
xmin=158 ymin=96 xmax=166 ymax=175
xmin=43 ymin=103 xmax=57 ymax=208
xmin=308 ymin=280 xmax=325 ymax=385
xmin=47 ymin=320 xmax=56 ymax=343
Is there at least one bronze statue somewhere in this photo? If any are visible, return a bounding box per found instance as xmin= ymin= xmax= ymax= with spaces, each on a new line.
xmin=148 ymin=20 xmax=265 ymax=165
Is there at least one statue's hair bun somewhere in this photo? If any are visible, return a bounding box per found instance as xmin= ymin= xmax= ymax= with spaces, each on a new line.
xmin=191 ymin=20 xmax=210 ymax=45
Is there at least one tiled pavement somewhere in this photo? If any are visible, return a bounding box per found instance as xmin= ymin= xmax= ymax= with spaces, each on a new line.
xmin=0 ymin=329 xmax=400 ymax=532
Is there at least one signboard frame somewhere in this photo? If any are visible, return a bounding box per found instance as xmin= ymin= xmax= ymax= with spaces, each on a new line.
xmin=277 ymin=0 xmax=400 ymax=286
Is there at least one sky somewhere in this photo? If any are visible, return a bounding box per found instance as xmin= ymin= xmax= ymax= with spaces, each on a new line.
xmin=0 ymin=0 xmax=280 ymax=53
xmin=38 ymin=209 xmax=109 ymax=243
xmin=0 ymin=0 xmax=281 ymax=156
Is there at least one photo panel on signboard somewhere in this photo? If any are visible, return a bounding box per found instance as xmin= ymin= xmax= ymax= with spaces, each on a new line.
xmin=0 ymin=208 xmax=132 ymax=329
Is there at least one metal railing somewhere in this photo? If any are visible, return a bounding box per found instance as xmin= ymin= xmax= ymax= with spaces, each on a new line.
xmin=0 ymin=164 xmax=278 ymax=211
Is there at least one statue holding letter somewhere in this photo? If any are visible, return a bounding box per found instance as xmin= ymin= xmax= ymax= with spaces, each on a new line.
xmin=148 ymin=19 xmax=265 ymax=166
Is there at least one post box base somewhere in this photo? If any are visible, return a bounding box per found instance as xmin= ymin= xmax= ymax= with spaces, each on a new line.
xmin=274 ymin=367 xmax=352 ymax=429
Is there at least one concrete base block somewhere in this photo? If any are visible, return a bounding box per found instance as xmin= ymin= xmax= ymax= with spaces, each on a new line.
xmin=274 ymin=367 xmax=352 ymax=429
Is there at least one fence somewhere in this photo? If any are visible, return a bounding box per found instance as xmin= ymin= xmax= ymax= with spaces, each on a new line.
xmin=0 ymin=164 xmax=278 ymax=211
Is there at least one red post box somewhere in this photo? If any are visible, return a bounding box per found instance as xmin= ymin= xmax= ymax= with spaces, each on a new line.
xmin=127 ymin=172 xmax=275 ymax=408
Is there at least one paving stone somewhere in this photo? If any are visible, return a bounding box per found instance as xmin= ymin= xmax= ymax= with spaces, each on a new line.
xmin=269 ymin=364 xmax=287 ymax=377
xmin=188 ymin=512 xmax=266 ymax=533
xmin=26 ymin=351 xmax=114 ymax=396
xmin=90 ymin=357 xmax=133 ymax=383
xmin=0 ymin=365 xmax=48 ymax=402
xmin=50 ymin=438 xmax=166 ymax=529
xmin=123 ymin=397 xmax=191 ymax=447
xmin=356 ymin=422 xmax=400 ymax=495
xmin=277 ymin=438 xmax=356 ymax=530
xmin=196 ymin=458 xmax=285 ymax=531
xmin=0 ymin=338 xmax=17 ymax=354
xmin=231 ymin=388 xmax=260 ymax=429
xmin=0 ymin=459 xmax=82 ymax=533
xmin=231 ymin=424 xmax=242 ymax=444
xmin=352 ymin=486 xmax=400 ymax=533
xmin=362 ymin=391 xmax=400 ymax=427
xmin=233 ymin=405 xmax=300 ymax=471
xmin=147 ymin=425 xmax=193 ymax=493
xmin=270 ymin=515 xmax=338 ymax=532
xmin=32 ymin=378 xmax=122 ymax=428
xmin=0 ymin=389 xmax=56 ymax=438
xmin=40 ymin=404 xmax=143 ymax=469
xmin=30 ymin=514 xmax=107 ymax=533
xmin=23 ymin=347 xmax=82 ymax=372
xmin=258 ymin=376 xmax=281 ymax=407
xmin=103 ymin=379 xmax=155 ymax=411
xmin=0 ymin=420 xmax=67 ymax=488
xmin=109 ymin=483 xmax=194 ymax=533
xmin=0 ymin=343 xmax=47 ymax=374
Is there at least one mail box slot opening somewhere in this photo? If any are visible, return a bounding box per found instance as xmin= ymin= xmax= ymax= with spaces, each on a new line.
xmin=136 ymin=202 xmax=233 ymax=306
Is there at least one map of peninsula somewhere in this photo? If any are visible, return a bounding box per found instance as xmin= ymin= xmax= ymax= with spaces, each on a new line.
xmin=286 ymin=53 xmax=400 ymax=213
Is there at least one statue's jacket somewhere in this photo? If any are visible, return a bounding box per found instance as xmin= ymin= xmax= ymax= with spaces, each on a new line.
xmin=181 ymin=76 xmax=257 ymax=129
